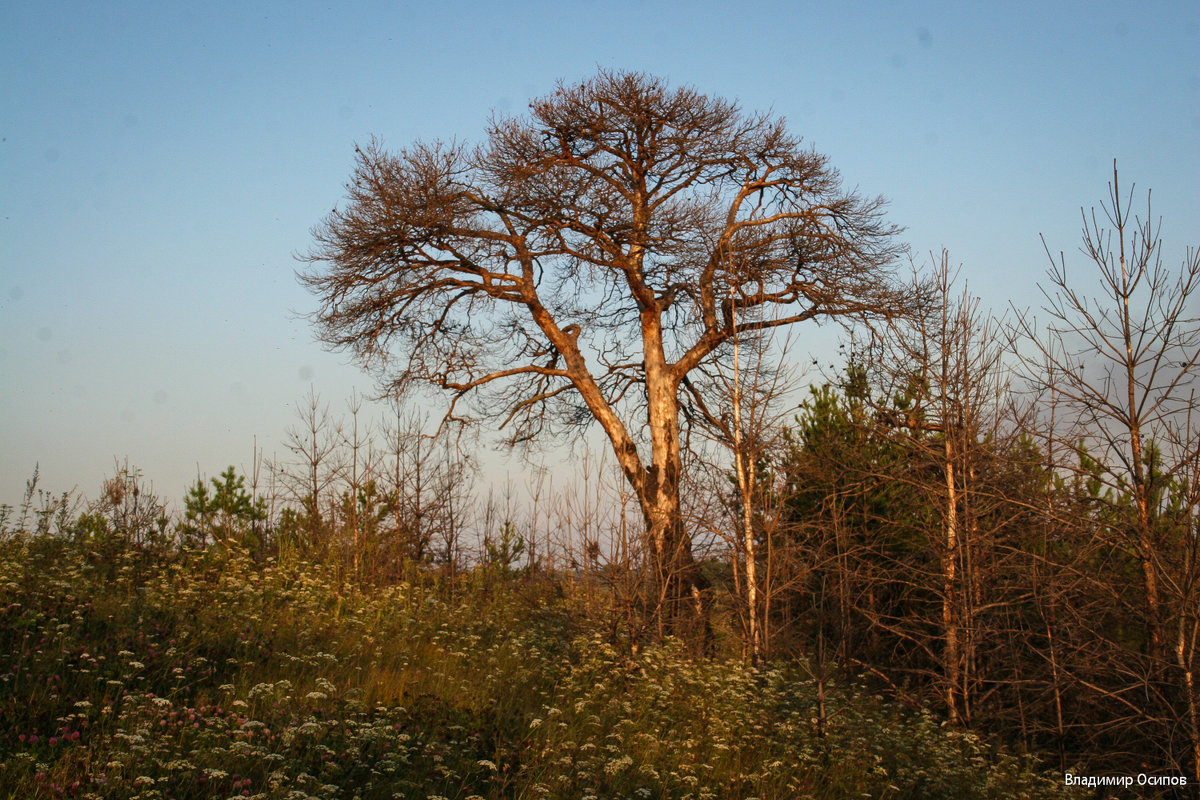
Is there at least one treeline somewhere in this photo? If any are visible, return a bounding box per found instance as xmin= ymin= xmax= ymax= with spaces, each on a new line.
xmin=700 ymin=178 xmax=1199 ymax=787
xmin=1 ymin=394 xmax=477 ymax=583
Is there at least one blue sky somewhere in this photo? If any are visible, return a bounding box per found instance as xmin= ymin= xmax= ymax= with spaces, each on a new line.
xmin=2 ymin=0 xmax=1197 ymax=510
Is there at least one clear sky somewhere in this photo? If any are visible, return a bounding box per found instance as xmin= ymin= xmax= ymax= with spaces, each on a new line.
xmin=2 ymin=0 xmax=1197 ymax=511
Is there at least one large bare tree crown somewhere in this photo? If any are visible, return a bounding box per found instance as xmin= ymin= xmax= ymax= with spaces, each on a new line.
xmin=300 ymin=70 xmax=905 ymax=448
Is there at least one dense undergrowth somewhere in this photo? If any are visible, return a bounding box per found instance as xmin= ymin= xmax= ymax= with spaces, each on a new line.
xmin=0 ymin=536 xmax=1075 ymax=799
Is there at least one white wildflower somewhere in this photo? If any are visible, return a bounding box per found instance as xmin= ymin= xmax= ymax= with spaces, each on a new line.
xmin=605 ymin=755 xmax=633 ymax=775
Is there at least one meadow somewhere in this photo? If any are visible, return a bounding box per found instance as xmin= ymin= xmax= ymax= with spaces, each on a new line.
xmin=0 ymin=533 xmax=1075 ymax=800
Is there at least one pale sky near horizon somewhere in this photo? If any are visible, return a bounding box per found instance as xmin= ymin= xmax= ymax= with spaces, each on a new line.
xmin=2 ymin=0 xmax=1197 ymax=513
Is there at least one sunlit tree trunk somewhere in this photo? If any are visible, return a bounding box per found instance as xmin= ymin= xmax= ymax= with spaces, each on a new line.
xmin=641 ymin=317 xmax=708 ymax=643
xmin=730 ymin=319 xmax=762 ymax=663
xmin=942 ymin=435 xmax=962 ymax=725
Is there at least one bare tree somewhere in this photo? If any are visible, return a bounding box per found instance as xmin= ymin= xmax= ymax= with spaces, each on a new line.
xmin=378 ymin=398 xmax=474 ymax=576
xmin=273 ymin=388 xmax=340 ymax=555
xmin=301 ymin=70 xmax=908 ymax=641
xmin=685 ymin=322 xmax=800 ymax=662
xmin=1017 ymin=163 xmax=1200 ymax=663
xmin=432 ymin=435 xmax=472 ymax=583
xmin=1016 ymin=163 xmax=1200 ymax=779
xmin=864 ymin=253 xmax=1014 ymax=726
xmin=381 ymin=399 xmax=434 ymax=565
xmin=336 ymin=389 xmax=378 ymax=578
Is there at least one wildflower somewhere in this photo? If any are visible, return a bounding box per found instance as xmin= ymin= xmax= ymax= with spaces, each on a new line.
xmin=605 ymin=755 xmax=633 ymax=775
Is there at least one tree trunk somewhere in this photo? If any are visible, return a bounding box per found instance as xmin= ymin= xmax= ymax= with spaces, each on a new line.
xmin=1179 ymin=614 xmax=1200 ymax=786
xmin=730 ymin=316 xmax=763 ymax=663
xmin=641 ymin=315 xmax=710 ymax=648
xmin=942 ymin=436 xmax=962 ymax=725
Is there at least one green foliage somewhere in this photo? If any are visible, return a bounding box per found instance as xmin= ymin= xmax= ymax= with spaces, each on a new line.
xmin=0 ymin=536 xmax=1074 ymax=799
xmin=275 ymin=495 xmax=325 ymax=557
xmin=177 ymin=466 xmax=268 ymax=553
xmin=483 ymin=520 xmax=526 ymax=575
xmin=778 ymin=376 xmax=939 ymax=661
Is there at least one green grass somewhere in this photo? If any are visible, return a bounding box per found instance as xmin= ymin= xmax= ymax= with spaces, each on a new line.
xmin=0 ymin=536 xmax=1075 ymax=799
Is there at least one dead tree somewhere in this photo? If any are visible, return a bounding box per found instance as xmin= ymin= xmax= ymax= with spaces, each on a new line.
xmin=1016 ymin=163 xmax=1200 ymax=779
xmin=300 ymin=70 xmax=908 ymax=643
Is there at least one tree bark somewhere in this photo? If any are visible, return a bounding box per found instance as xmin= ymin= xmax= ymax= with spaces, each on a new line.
xmin=641 ymin=310 xmax=710 ymax=647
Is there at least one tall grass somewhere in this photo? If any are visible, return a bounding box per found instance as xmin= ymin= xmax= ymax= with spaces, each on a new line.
xmin=0 ymin=536 xmax=1074 ymax=799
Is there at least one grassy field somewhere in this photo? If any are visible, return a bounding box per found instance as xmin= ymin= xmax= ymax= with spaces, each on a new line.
xmin=0 ymin=535 xmax=1075 ymax=799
